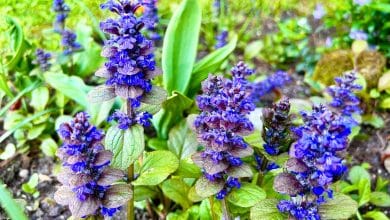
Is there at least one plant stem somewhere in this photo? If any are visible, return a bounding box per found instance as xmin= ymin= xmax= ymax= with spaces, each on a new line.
xmin=127 ymin=164 xmax=134 ymax=220
xmin=209 ymin=197 xmax=217 ymax=220
xmin=356 ymin=210 xmax=363 ymax=220
xmin=221 ymin=198 xmax=232 ymax=220
xmin=126 ymin=99 xmax=135 ymax=220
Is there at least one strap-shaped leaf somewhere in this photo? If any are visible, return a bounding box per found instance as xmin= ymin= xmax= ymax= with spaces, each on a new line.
xmin=162 ymin=0 xmax=202 ymax=94
xmin=105 ymin=125 xmax=145 ymax=170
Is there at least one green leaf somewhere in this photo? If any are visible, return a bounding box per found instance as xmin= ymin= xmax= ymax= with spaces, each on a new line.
xmin=133 ymin=150 xmax=179 ymax=186
xmin=0 ymin=143 xmax=16 ymax=160
xmin=5 ymin=16 xmax=29 ymax=70
xmin=30 ymin=87 xmax=49 ymax=111
xmin=0 ymin=109 xmax=55 ymax=144
xmin=348 ymin=165 xmax=371 ymax=185
xmin=22 ymin=173 xmax=39 ymax=194
xmin=0 ymin=181 xmax=28 ymax=220
xmin=40 ymin=137 xmax=58 ymax=157
xmin=141 ymin=86 xmax=168 ymax=105
xmin=244 ymin=40 xmax=264 ymax=59
xmin=44 ymin=72 xmax=89 ymax=108
xmin=134 ymin=186 xmax=158 ymax=202
xmin=87 ymin=85 xmax=116 ymax=103
xmin=369 ymin=89 xmax=381 ymax=98
xmin=195 ymin=177 xmax=224 ymax=198
xmin=199 ymin=200 xmax=212 ymax=220
xmin=370 ymin=192 xmax=390 ymax=207
xmin=162 ymin=178 xmax=192 ymax=209
xmin=0 ymin=73 xmax=13 ymax=98
xmin=380 ymin=97 xmax=390 ymax=109
xmin=0 ymin=81 xmax=41 ymax=117
xmin=162 ymin=0 xmax=201 ymax=94
xmin=227 ymin=183 xmax=266 ymax=208
xmin=363 ymin=211 xmax=390 ymax=220
xmin=250 ymin=199 xmax=286 ymax=220
xmin=378 ymin=71 xmax=390 ymax=91
xmin=362 ymin=114 xmax=385 ymax=128
xmin=88 ymin=100 xmax=115 ymax=126
xmin=175 ymin=159 xmax=202 ymax=178
xmin=358 ymin=178 xmax=372 ymax=206
xmin=168 ymin=119 xmax=198 ymax=159
xmin=319 ymin=194 xmax=358 ymax=219
xmin=153 ymin=91 xmax=193 ymax=139
xmin=105 ymin=125 xmax=145 ymax=170
xmin=27 ymin=124 xmax=46 ymax=140
xmin=147 ymin=138 xmax=168 ymax=150
xmin=188 ymin=34 xmax=237 ymax=97
xmin=370 ymin=3 xmax=390 ymax=13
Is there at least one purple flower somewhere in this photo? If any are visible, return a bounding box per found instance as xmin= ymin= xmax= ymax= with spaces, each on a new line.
xmin=313 ymin=4 xmax=326 ymax=20
xmin=33 ymin=49 xmax=52 ymax=71
xmin=252 ymin=70 xmax=292 ymax=100
xmin=215 ymin=30 xmax=228 ymax=49
xmin=192 ymin=62 xmax=255 ymax=199
xmin=54 ymin=112 xmax=130 ymax=218
xmin=108 ymin=110 xmax=152 ymax=130
xmin=349 ymin=29 xmax=368 ymax=40
xmin=138 ymin=0 xmax=160 ymax=41
xmin=98 ymin=0 xmax=157 ymax=107
xmin=61 ymin=30 xmax=82 ymax=55
xmin=327 ymin=71 xmax=362 ymax=123
xmin=354 ymin=0 xmax=371 ymax=6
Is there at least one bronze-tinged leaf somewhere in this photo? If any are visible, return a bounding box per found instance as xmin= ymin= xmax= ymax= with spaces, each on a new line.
xmin=115 ymin=85 xmax=144 ymax=99
xmin=69 ymin=197 xmax=101 ymax=218
xmin=186 ymin=114 xmax=198 ymax=131
xmin=285 ymin=158 xmax=308 ymax=173
xmin=95 ymin=66 xmax=111 ymax=78
xmin=54 ymin=186 xmax=74 ymax=206
xmin=87 ymin=85 xmax=116 ymax=103
xmin=94 ymin=150 xmax=113 ymax=167
xmin=103 ymin=184 xmax=132 ymax=208
xmin=230 ymin=146 xmax=254 ymax=158
xmin=273 ymin=173 xmax=303 ymax=195
xmin=227 ymin=164 xmax=253 ymax=178
xmin=67 ymin=155 xmax=85 ymax=165
xmin=191 ymin=152 xmax=204 ymax=167
xmin=57 ymin=168 xmax=72 ymax=185
xmin=141 ymin=86 xmax=168 ymax=105
xmin=145 ymin=68 xmax=162 ymax=79
xmin=203 ymin=158 xmax=228 ymax=175
xmin=97 ymin=168 xmax=125 ymax=186
xmin=69 ymin=174 xmax=93 ymax=187
xmin=100 ymin=46 xmax=118 ymax=58
xmin=195 ymin=177 xmax=224 ymax=198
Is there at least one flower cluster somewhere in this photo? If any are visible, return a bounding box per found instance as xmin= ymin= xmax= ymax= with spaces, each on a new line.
xmin=108 ymin=110 xmax=152 ymax=130
xmin=327 ymin=71 xmax=362 ymax=124
xmin=192 ymin=62 xmax=255 ymax=200
xmin=138 ymin=0 xmax=160 ymax=41
xmin=276 ymin=105 xmax=351 ymax=219
xmin=33 ymin=49 xmax=52 ymax=71
xmin=313 ymin=4 xmax=326 ymax=20
xmin=261 ymin=97 xmax=293 ymax=156
xmin=52 ymin=0 xmax=82 ymax=55
xmin=252 ymin=70 xmax=292 ymax=101
xmin=97 ymin=0 xmax=159 ymax=129
xmin=349 ymin=29 xmax=368 ymax=40
xmin=54 ymin=112 xmax=130 ymax=218
xmin=215 ymin=30 xmax=228 ymax=49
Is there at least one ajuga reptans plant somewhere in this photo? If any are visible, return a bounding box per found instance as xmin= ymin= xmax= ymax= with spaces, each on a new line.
xmin=33 ymin=49 xmax=52 ymax=72
xmin=275 ymin=72 xmax=361 ymax=219
xmin=54 ymin=112 xmax=131 ymax=218
xmin=252 ymin=70 xmax=292 ymax=101
xmin=192 ymin=62 xmax=255 ymax=199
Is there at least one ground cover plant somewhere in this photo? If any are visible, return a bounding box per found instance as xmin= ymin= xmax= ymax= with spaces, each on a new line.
xmin=0 ymin=0 xmax=390 ymax=219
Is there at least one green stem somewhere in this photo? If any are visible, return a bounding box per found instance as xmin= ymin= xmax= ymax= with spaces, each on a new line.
xmin=126 ymin=99 xmax=135 ymax=220
xmin=209 ymin=197 xmax=217 ymax=220
xmin=356 ymin=210 xmax=363 ymax=220
xmin=221 ymin=198 xmax=232 ymax=220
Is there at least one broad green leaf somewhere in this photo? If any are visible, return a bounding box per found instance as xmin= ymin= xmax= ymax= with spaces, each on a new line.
xmin=0 ymin=181 xmax=28 ymax=220
xmin=134 ymin=186 xmax=158 ymax=202
xmin=378 ymin=71 xmax=390 ymax=91
xmin=0 ymin=109 xmax=55 ymax=143
xmin=40 ymin=137 xmax=58 ymax=157
xmin=348 ymin=165 xmax=371 ymax=185
xmin=168 ymin=119 xmax=198 ymax=159
xmin=141 ymin=86 xmax=168 ymax=105
xmin=88 ymin=100 xmax=115 ymax=126
xmin=105 ymin=125 xmax=145 ymax=170
xmin=133 ymin=150 xmax=179 ymax=186
xmin=162 ymin=178 xmax=192 ymax=209
xmin=30 ymin=87 xmax=49 ymax=111
xmin=199 ymin=200 xmax=212 ymax=220
xmin=0 ymin=81 xmax=41 ymax=117
xmin=227 ymin=183 xmax=266 ymax=208
xmin=358 ymin=178 xmax=371 ymax=206
xmin=27 ymin=124 xmax=46 ymax=140
xmin=195 ymin=177 xmax=224 ymax=198
xmin=44 ymin=72 xmax=89 ymax=108
xmin=380 ymin=97 xmax=390 ymax=109
xmin=363 ymin=211 xmax=390 ymax=220
xmin=162 ymin=0 xmax=201 ymax=94
xmin=22 ymin=173 xmax=39 ymax=194
xmin=0 ymin=143 xmax=16 ymax=160
xmin=5 ymin=16 xmax=29 ymax=70
xmin=188 ymin=34 xmax=237 ymax=97
xmin=250 ymin=199 xmax=286 ymax=220
xmin=362 ymin=114 xmax=384 ymax=128
xmin=319 ymin=194 xmax=358 ymax=220
xmin=188 ymin=186 xmax=205 ymax=202
xmin=175 ymin=159 xmax=202 ymax=178
xmin=153 ymin=91 xmax=193 ymax=139
xmin=87 ymin=85 xmax=115 ymax=103
xmin=370 ymin=192 xmax=390 ymax=207
xmin=370 ymin=3 xmax=390 ymax=13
